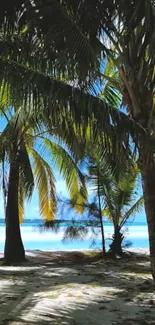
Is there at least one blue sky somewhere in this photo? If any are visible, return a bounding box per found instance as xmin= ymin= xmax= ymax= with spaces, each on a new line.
xmin=0 ymin=116 xmax=147 ymax=222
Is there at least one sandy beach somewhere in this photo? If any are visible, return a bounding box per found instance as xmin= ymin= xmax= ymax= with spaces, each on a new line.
xmin=0 ymin=249 xmax=155 ymax=325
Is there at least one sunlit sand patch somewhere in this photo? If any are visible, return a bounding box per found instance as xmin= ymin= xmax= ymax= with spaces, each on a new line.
xmin=0 ymin=249 xmax=155 ymax=325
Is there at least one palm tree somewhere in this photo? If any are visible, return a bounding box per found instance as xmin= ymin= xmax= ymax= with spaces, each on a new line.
xmin=101 ymin=169 xmax=144 ymax=255
xmin=61 ymin=159 xmax=143 ymax=256
xmin=0 ymin=109 xmax=87 ymax=263
xmin=85 ymin=148 xmax=143 ymax=255
xmin=1 ymin=0 xmax=155 ymax=278
xmin=0 ymin=25 xmax=119 ymax=263
xmin=97 ymin=4 xmax=155 ymax=270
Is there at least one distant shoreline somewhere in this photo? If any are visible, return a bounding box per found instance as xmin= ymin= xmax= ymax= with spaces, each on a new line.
xmin=0 ymin=220 xmax=148 ymax=225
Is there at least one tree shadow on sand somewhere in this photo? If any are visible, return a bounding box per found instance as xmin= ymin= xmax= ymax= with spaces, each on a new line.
xmin=0 ymin=251 xmax=154 ymax=325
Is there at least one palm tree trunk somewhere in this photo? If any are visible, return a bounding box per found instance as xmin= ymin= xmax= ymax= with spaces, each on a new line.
xmin=140 ymin=150 xmax=155 ymax=281
xmin=99 ymin=207 xmax=106 ymax=256
xmin=4 ymin=161 xmax=25 ymax=263
xmin=109 ymin=224 xmax=123 ymax=255
xmin=97 ymin=169 xmax=106 ymax=255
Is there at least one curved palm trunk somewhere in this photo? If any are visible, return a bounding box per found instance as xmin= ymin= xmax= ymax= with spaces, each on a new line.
xmin=109 ymin=225 xmax=124 ymax=255
xmin=140 ymin=150 xmax=155 ymax=281
xmin=4 ymin=161 xmax=25 ymax=263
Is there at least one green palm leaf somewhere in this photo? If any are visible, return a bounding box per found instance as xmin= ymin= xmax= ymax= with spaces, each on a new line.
xmin=31 ymin=148 xmax=56 ymax=221
xmin=18 ymin=143 xmax=34 ymax=200
xmin=43 ymin=138 xmax=87 ymax=209
xmin=120 ymin=196 xmax=144 ymax=228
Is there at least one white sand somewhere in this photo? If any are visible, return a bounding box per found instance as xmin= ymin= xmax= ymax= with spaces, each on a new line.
xmin=0 ymin=249 xmax=154 ymax=325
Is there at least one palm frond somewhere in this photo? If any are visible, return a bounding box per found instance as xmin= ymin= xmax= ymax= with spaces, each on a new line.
xmin=43 ymin=138 xmax=88 ymax=210
xmin=0 ymin=50 xmax=154 ymax=160
xmin=31 ymin=148 xmax=56 ymax=221
xmin=18 ymin=142 xmax=34 ymax=200
xmin=102 ymin=207 xmax=114 ymax=221
xmin=120 ymin=196 xmax=144 ymax=229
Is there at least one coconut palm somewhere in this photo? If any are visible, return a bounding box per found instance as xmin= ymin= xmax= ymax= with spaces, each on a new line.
xmin=79 ymin=141 xmax=142 ymax=255
xmin=0 ymin=26 xmax=127 ymax=263
xmin=1 ymin=0 xmax=155 ymax=278
xmin=100 ymin=167 xmax=144 ymax=255
xmin=58 ymin=158 xmax=143 ymax=256
xmin=0 ymin=109 xmax=87 ymax=263
xmin=96 ymin=5 xmax=155 ymax=270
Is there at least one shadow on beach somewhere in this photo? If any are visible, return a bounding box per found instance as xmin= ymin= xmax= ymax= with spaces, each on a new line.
xmin=0 ymin=250 xmax=154 ymax=325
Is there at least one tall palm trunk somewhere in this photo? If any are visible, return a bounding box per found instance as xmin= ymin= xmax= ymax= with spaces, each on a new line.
xmin=140 ymin=149 xmax=155 ymax=281
xmin=97 ymin=169 xmax=106 ymax=255
xmin=4 ymin=161 xmax=25 ymax=263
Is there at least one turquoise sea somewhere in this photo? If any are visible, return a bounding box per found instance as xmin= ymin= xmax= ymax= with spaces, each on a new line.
xmin=0 ymin=221 xmax=149 ymax=251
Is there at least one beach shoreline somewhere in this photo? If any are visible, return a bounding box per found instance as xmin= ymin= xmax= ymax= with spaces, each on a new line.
xmin=0 ymin=247 xmax=150 ymax=260
xmin=0 ymin=222 xmax=150 ymax=252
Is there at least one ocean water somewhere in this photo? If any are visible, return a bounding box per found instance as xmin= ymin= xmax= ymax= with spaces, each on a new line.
xmin=0 ymin=222 xmax=149 ymax=251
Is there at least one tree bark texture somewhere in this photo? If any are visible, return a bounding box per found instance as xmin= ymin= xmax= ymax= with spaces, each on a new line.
xmin=97 ymin=169 xmax=106 ymax=255
xmin=4 ymin=161 xmax=25 ymax=263
xmin=109 ymin=225 xmax=123 ymax=255
xmin=140 ymin=150 xmax=155 ymax=281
